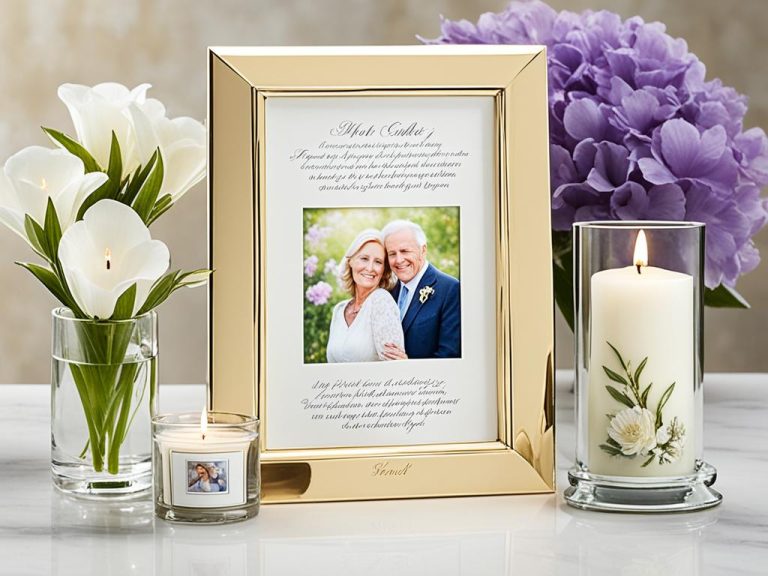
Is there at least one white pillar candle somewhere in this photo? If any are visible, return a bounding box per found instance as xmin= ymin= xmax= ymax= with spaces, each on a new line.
xmin=588 ymin=231 xmax=696 ymax=477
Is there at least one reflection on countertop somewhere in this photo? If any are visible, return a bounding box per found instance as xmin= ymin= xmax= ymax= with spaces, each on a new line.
xmin=3 ymin=374 xmax=767 ymax=575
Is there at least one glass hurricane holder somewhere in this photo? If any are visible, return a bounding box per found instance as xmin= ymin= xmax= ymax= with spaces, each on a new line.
xmin=565 ymin=222 xmax=722 ymax=512
xmin=153 ymin=412 xmax=260 ymax=524
xmin=51 ymin=308 xmax=158 ymax=498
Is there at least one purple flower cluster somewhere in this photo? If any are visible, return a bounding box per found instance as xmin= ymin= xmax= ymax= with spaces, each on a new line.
xmin=304 ymin=255 xmax=319 ymax=277
xmin=306 ymin=281 xmax=333 ymax=306
xmin=305 ymin=224 xmax=330 ymax=249
xmin=426 ymin=0 xmax=768 ymax=288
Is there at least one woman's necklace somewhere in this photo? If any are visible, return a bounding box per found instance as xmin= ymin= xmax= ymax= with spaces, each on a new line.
xmin=347 ymin=301 xmax=363 ymax=316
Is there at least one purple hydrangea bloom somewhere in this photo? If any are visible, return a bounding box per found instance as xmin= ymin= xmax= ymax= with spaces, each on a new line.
xmin=425 ymin=0 xmax=768 ymax=289
xmin=304 ymin=255 xmax=319 ymax=277
xmin=306 ymin=281 xmax=333 ymax=306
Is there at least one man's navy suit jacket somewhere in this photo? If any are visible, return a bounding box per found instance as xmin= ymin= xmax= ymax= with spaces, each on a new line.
xmin=390 ymin=264 xmax=461 ymax=359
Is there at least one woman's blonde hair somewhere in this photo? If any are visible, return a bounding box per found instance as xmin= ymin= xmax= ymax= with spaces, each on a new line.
xmin=339 ymin=229 xmax=395 ymax=297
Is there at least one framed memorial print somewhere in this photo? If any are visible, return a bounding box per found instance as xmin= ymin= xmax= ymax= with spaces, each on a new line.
xmin=208 ymin=46 xmax=554 ymax=503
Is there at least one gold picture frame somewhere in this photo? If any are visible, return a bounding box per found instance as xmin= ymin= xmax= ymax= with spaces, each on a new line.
xmin=208 ymin=46 xmax=554 ymax=503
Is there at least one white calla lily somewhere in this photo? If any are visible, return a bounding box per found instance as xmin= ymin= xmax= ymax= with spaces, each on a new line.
xmin=129 ymin=105 xmax=206 ymax=203
xmin=58 ymin=199 xmax=169 ymax=319
xmin=58 ymin=82 xmax=153 ymax=173
xmin=0 ymin=146 xmax=107 ymax=246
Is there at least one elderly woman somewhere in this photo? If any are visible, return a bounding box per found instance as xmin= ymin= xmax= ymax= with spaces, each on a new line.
xmin=326 ymin=229 xmax=405 ymax=363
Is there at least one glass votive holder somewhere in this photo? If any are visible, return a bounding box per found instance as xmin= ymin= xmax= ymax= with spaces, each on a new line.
xmin=564 ymin=221 xmax=722 ymax=512
xmin=152 ymin=412 xmax=260 ymax=524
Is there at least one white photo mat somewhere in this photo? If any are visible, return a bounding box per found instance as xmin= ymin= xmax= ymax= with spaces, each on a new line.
xmin=170 ymin=450 xmax=246 ymax=508
xmin=265 ymin=96 xmax=497 ymax=450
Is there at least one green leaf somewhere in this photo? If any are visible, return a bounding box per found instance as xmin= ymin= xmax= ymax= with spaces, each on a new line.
xmin=122 ymin=155 xmax=155 ymax=206
xmin=600 ymin=444 xmax=623 ymax=456
xmin=657 ymin=382 xmax=675 ymax=413
xmin=135 ymin=268 xmax=213 ymax=316
xmin=633 ymin=357 xmax=648 ymax=384
xmin=111 ymin=283 xmax=137 ymax=320
xmin=606 ymin=342 xmax=628 ymax=372
xmin=640 ymin=383 xmax=652 ymax=408
xmin=605 ymin=437 xmax=622 ymax=449
xmin=178 ymin=268 xmax=212 ymax=287
xmin=552 ymin=245 xmax=574 ymax=331
xmin=136 ymin=270 xmax=181 ymax=315
xmin=43 ymin=127 xmax=100 ymax=173
xmin=132 ymin=149 xmax=164 ymax=223
xmin=146 ymin=193 xmax=174 ymax=226
xmin=75 ymin=132 xmax=124 ymax=220
xmin=641 ymin=454 xmax=655 ymax=467
xmin=605 ymin=385 xmax=635 ymax=409
xmin=655 ymin=382 xmax=676 ymax=428
xmin=603 ymin=365 xmax=628 ymax=386
xmin=43 ymin=198 xmax=62 ymax=260
xmin=106 ymin=131 xmax=123 ymax=184
xmin=16 ymin=261 xmax=71 ymax=307
xmin=23 ymin=215 xmax=48 ymax=260
xmin=704 ymin=284 xmax=750 ymax=308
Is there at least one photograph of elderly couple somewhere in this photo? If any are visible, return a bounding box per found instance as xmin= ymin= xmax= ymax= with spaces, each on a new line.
xmin=186 ymin=460 xmax=228 ymax=494
xmin=303 ymin=207 xmax=461 ymax=364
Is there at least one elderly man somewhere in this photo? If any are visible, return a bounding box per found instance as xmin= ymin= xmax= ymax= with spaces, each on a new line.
xmin=381 ymin=219 xmax=461 ymax=359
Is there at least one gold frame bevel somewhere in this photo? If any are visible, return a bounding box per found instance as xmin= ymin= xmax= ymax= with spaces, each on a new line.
xmin=208 ymin=46 xmax=554 ymax=503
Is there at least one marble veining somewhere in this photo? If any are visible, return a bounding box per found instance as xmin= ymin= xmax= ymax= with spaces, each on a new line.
xmin=0 ymin=374 xmax=767 ymax=575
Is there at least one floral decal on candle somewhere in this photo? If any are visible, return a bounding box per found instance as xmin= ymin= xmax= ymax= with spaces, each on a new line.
xmin=600 ymin=342 xmax=686 ymax=466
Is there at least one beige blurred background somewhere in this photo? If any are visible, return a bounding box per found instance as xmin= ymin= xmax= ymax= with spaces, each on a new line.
xmin=0 ymin=0 xmax=766 ymax=384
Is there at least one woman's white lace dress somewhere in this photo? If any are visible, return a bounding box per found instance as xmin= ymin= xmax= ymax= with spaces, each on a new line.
xmin=326 ymin=288 xmax=404 ymax=363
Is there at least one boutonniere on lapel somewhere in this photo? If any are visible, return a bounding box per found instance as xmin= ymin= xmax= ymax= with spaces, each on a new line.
xmin=419 ymin=285 xmax=435 ymax=304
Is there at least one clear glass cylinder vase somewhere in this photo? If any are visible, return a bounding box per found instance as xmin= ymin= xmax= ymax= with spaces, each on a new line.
xmin=51 ymin=307 xmax=158 ymax=498
xmin=565 ymin=222 xmax=721 ymax=512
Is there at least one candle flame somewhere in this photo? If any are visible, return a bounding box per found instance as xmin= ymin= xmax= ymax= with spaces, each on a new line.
xmin=40 ymin=177 xmax=48 ymax=191
xmin=200 ymin=404 xmax=208 ymax=440
xmin=634 ymin=230 xmax=648 ymax=273
xmin=105 ymin=248 xmax=112 ymax=271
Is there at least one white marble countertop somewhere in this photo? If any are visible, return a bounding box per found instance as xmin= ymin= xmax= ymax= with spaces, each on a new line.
xmin=1 ymin=373 xmax=766 ymax=575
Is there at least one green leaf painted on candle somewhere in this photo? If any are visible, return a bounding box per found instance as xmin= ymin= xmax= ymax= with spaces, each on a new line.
xmin=655 ymin=382 xmax=676 ymax=430
xmin=640 ymin=383 xmax=652 ymax=407
xmin=605 ymin=385 xmax=635 ymax=409
xmin=634 ymin=357 xmax=648 ymax=384
xmin=606 ymin=341 xmax=628 ymax=372
xmin=641 ymin=454 xmax=655 ymax=467
xmin=600 ymin=443 xmax=623 ymax=456
xmin=605 ymin=437 xmax=622 ymax=450
xmin=602 ymin=366 xmax=628 ymax=386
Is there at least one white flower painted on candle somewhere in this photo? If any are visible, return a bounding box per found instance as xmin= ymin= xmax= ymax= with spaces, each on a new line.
xmin=58 ymin=199 xmax=169 ymax=319
xmin=607 ymin=406 xmax=658 ymax=456
xmin=58 ymin=82 xmax=206 ymax=203
xmin=0 ymin=146 xmax=107 ymax=245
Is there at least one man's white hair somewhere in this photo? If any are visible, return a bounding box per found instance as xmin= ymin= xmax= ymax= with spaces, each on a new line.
xmin=381 ymin=219 xmax=428 ymax=247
